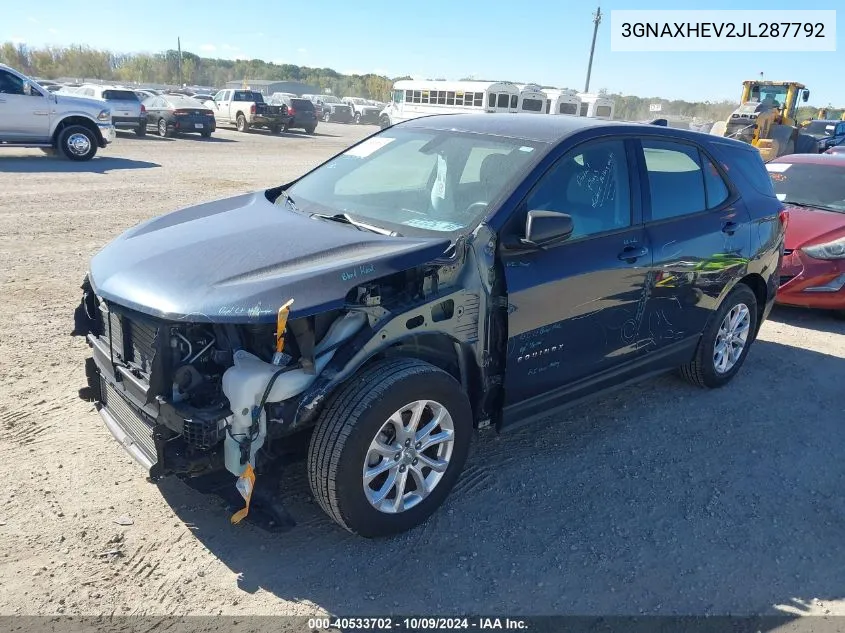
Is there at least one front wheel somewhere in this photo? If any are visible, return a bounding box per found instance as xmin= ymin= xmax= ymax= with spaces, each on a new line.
xmin=679 ymin=283 xmax=758 ymax=388
xmin=58 ymin=125 xmax=98 ymax=161
xmin=307 ymin=358 xmax=472 ymax=538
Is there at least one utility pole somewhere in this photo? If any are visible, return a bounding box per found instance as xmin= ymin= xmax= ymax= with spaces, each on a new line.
xmin=584 ymin=6 xmax=602 ymax=93
xmin=177 ymin=37 xmax=183 ymax=87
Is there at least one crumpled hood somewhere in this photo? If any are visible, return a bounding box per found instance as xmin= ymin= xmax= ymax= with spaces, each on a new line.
xmin=783 ymin=204 xmax=845 ymax=251
xmin=89 ymin=192 xmax=451 ymax=323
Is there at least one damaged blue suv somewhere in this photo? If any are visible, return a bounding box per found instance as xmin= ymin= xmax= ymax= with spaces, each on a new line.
xmin=73 ymin=114 xmax=785 ymax=537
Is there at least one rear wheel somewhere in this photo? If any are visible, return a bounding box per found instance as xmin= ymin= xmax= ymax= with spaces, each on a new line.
xmin=236 ymin=113 xmax=249 ymax=132
xmin=58 ymin=125 xmax=97 ymax=161
xmin=270 ymin=125 xmax=281 ymax=134
xmin=379 ymin=114 xmax=391 ymax=129
xmin=200 ymin=131 xmax=212 ymax=138
xmin=157 ymin=118 xmax=171 ymax=138
xmin=354 ymin=112 xmax=362 ymax=124
xmin=305 ymin=125 xmax=316 ymax=134
xmin=679 ymin=284 xmax=758 ymax=388
xmin=135 ymin=123 xmax=147 ymax=137
xmin=307 ymin=358 xmax=472 ymax=538
xmin=323 ymin=111 xmax=331 ymax=123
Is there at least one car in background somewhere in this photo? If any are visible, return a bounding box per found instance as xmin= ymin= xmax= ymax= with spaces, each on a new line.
xmin=58 ymin=84 xmax=147 ymax=137
xmin=141 ymin=94 xmax=215 ymax=138
xmin=134 ymin=89 xmax=160 ymax=101
xmin=0 ymin=63 xmax=115 ymax=161
xmin=74 ymin=114 xmax=784 ymax=538
xmin=824 ymin=143 xmax=845 ymax=156
xmin=801 ymin=119 xmax=845 ymax=153
xmin=302 ymin=94 xmax=353 ymax=123
xmin=267 ymin=94 xmax=318 ymax=134
xmin=766 ymin=154 xmax=845 ymax=315
xmin=342 ymin=96 xmax=381 ymax=124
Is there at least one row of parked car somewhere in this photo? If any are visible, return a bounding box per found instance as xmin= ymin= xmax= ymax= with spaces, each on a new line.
xmin=0 ymin=62 xmax=389 ymax=161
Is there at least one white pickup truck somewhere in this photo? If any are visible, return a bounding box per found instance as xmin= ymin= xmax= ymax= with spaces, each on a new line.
xmin=0 ymin=64 xmax=116 ymax=161
xmin=204 ymin=89 xmax=292 ymax=133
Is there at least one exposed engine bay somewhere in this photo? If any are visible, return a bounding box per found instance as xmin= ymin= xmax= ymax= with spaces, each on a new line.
xmin=72 ymin=257 xmax=493 ymax=484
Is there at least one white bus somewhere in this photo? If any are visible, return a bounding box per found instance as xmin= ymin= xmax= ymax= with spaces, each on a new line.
xmin=516 ymin=84 xmax=548 ymax=115
xmin=542 ymin=88 xmax=581 ymax=116
xmin=379 ymin=80 xmax=520 ymax=127
xmin=577 ymin=93 xmax=616 ymax=119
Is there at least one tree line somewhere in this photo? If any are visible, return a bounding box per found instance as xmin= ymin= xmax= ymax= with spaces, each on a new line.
xmin=2 ymin=41 xmax=840 ymax=122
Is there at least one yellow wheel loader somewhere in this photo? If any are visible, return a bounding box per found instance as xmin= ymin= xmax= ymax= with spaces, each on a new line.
xmin=710 ymin=81 xmax=818 ymax=161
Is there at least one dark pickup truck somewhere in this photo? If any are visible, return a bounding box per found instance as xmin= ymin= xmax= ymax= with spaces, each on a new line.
xmin=73 ymin=113 xmax=784 ymax=538
xmin=203 ymin=89 xmax=292 ymax=133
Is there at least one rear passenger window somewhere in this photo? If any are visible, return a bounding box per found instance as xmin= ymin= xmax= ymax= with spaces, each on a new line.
xmin=642 ymin=140 xmax=706 ymax=221
xmin=701 ymin=154 xmax=730 ymax=208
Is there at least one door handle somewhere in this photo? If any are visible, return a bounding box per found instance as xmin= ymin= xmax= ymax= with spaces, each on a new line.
xmin=722 ymin=221 xmax=738 ymax=235
xmin=618 ymin=245 xmax=649 ymax=262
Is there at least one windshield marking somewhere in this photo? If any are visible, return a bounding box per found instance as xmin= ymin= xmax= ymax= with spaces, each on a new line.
xmin=403 ymin=218 xmax=463 ymax=232
xmin=765 ymin=163 xmax=791 ymax=173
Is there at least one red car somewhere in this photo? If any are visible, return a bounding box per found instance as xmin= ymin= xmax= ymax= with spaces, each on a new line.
xmin=766 ymin=153 xmax=845 ymax=315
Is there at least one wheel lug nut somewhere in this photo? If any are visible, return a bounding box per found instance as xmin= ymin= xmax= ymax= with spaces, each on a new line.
xmin=405 ymin=439 xmax=411 ymax=447
xmin=415 ymin=442 xmax=421 ymax=449
xmin=394 ymin=453 xmax=401 ymax=460
xmin=399 ymin=465 xmax=406 ymax=472
xmin=412 ymin=458 xmax=418 ymax=465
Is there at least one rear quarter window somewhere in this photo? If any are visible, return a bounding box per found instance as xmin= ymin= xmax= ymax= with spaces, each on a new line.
xmin=720 ymin=143 xmax=778 ymax=198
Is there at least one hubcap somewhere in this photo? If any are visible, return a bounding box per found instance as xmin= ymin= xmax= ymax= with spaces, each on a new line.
xmin=159 ymin=120 xmax=166 ymax=135
xmin=713 ymin=302 xmax=750 ymax=374
xmin=66 ymin=132 xmax=90 ymax=156
xmin=362 ymin=400 xmax=455 ymax=514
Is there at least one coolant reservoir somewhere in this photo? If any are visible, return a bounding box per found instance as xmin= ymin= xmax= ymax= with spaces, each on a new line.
xmin=220 ymin=311 xmax=367 ymax=475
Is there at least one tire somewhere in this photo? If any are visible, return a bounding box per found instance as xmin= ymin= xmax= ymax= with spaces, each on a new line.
xmin=379 ymin=114 xmax=391 ymax=129
xmin=305 ymin=125 xmax=316 ymax=134
xmin=323 ymin=111 xmax=331 ymax=123
xmin=157 ymin=118 xmax=171 ymax=138
xmin=200 ymin=131 xmax=212 ymax=138
xmin=135 ymin=123 xmax=147 ymax=137
xmin=354 ymin=112 xmax=362 ymax=124
xmin=58 ymin=125 xmax=97 ymax=161
xmin=307 ymin=357 xmax=472 ymax=538
xmin=679 ymin=283 xmax=758 ymax=388
xmin=282 ymin=121 xmax=291 ymax=132
xmin=270 ymin=125 xmax=281 ymax=134
xmin=236 ymin=113 xmax=249 ymax=132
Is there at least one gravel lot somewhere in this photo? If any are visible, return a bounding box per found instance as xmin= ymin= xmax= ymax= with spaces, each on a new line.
xmin=1 ymin=123 xmax=844 ymax=619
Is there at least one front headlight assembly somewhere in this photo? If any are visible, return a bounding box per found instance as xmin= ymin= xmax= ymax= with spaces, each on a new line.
xmin=97 ymin=109 xmax=111 ymax=122
xmin=802 ymin=236 xmax=845 ymax=260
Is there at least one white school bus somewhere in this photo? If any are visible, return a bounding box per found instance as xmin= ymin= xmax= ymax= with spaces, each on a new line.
xmin=379 ymin=80 xmax=520 ymax=128
xmin=577 ymin=93 xmax=616 ymax=119
xmin=542 ymin=88 xmax=581 ymax=116
xmin=515 ymin=84 xmax=548 ymax=115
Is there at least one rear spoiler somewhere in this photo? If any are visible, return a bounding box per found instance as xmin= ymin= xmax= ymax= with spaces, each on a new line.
xmin=649 ymin=118 xmax=668 ymax=126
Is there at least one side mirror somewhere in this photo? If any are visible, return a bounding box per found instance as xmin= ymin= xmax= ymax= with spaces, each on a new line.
xmin=802 ymin=90 xmax=810 ymax=102
xmin=521 ymin=210 xmax=574 ymax=249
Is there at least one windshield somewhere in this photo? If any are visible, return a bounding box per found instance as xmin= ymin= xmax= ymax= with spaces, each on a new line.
xmin=804 ymin=121 xmax=836 ymax=136
xmin=766 ymin=162 xmax=845 ymax=212
xmin=103 ymin=90 xmax=139 ymax=101
xmin=748 ymin=83 xmax=788 ymax=107
xmin=321 ymin=95 xmax=341 ymax=104
xmin=235 ymin=91 xmax=264 ymax=102
xmin=281 ymin=128 xmax=543 ymax=236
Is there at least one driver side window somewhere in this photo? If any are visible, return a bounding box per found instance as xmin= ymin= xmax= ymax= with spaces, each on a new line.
xmin=0 ymin=70 xmax=26 ymax=95
xmin=523 ymin=139 xmax=631 ymax=240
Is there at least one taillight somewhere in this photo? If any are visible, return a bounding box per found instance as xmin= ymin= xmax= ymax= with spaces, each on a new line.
xmin=250 ymin=103 xmax=256 ymax=114
xmin=779 ymin=209 xmax=789 ymax=231
xmin=173 ymin=109 xmax=189 ymax=115
xmin=205 ymin=110 xmax=214 ymax=116
xmin=140 ymin=104 xmax=145 ymax=113
xmin=288 ymin=107 xmax=296 ymax=115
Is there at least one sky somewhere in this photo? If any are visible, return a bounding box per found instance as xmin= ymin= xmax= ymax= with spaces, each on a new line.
xmin=3 ymin=0 xmax=844 ymax=105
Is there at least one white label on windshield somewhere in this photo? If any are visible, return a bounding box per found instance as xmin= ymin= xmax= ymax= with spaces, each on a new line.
xmin=766 ymin=163 xmax=791 ymax=172
xmin=776 ymin=193 xmax=787 ymax=201
xmin=345 ymin=137 xmax=395 ymax=158
xmin=433 ymin=154 xmax=448 ymax=200
xmin=519 ymin=146 xmax=534 ymax=152
xmin=403 ymin=218 xmax=463 ymax=232
xmin=826 ymin=125 xmax=835 ymax=131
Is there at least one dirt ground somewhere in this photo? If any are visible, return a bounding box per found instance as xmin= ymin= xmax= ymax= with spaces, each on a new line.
xmin=1 ymin=123 xmax=844 ymax=619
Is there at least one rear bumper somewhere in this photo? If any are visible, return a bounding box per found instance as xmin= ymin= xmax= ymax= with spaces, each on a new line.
xmin=173 ymin=119 xmax=215 ymax=133
xmin=249 ymin=114 xmax=292 ymax=128
xmin=357 ymin=110 xmax=380 ymax=123
xmin=776 ymin=249 xmax=845 ymax=310
xmin=113 ymin=116 xmax=146 ymax=129
xmin=327 ymin=110 xmax=353 ymax=122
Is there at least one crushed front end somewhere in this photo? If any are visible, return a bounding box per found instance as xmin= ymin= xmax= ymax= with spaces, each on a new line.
xmin=71 ymin=275 xmax=366 ymax=484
